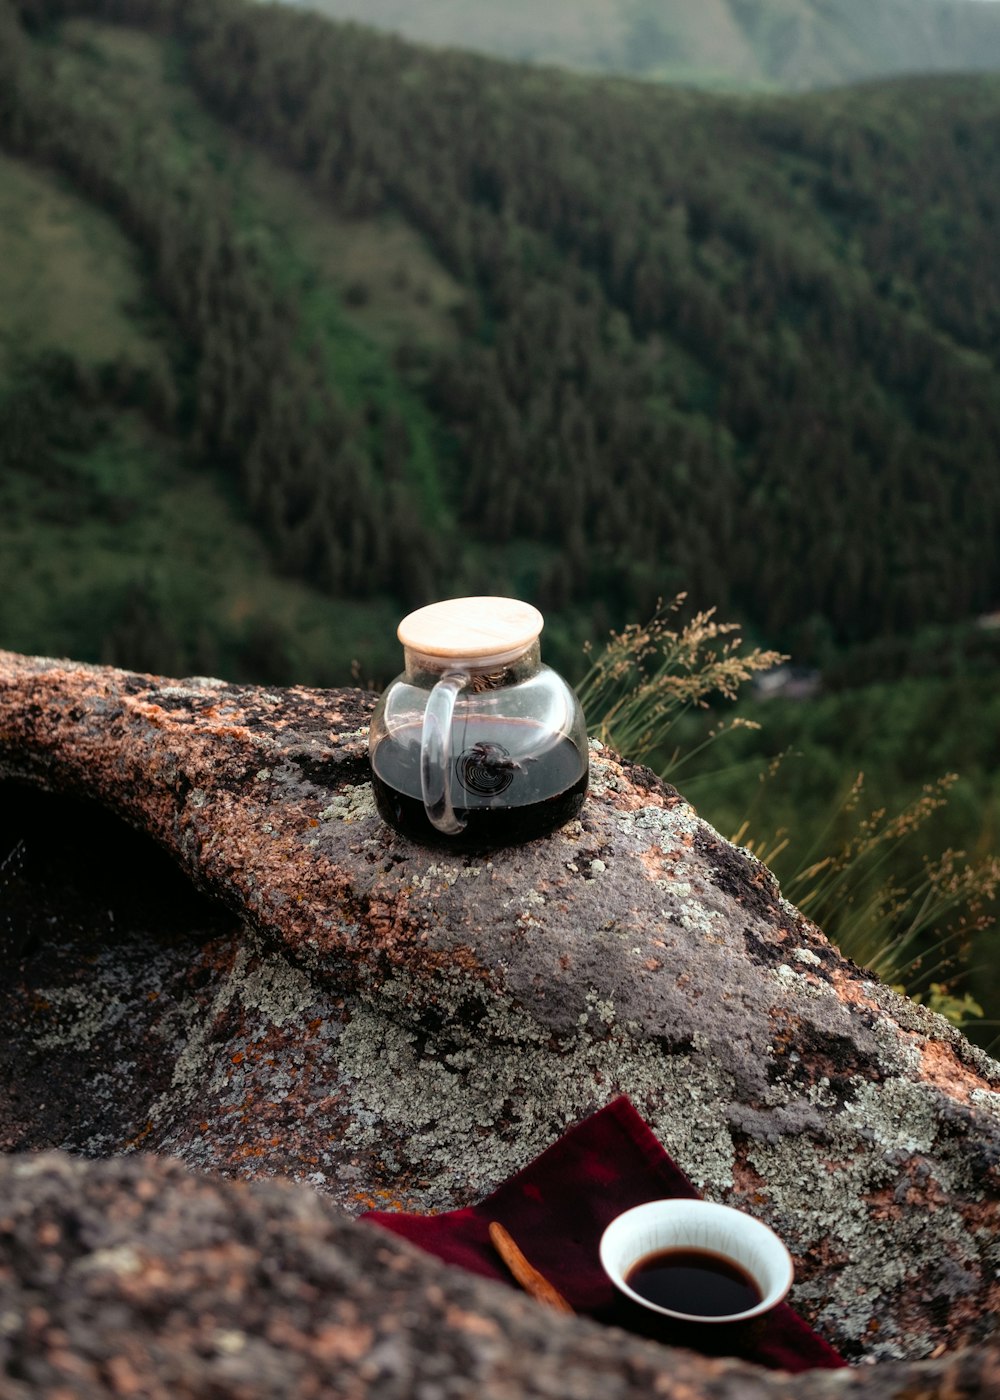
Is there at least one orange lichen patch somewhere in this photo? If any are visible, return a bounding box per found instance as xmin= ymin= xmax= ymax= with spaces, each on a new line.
xmin=918 ymin=1036 xmax=997 ymax=1105
xmin=124 ymin=701 xmax=173 ymax=728
xmin=125 ymin=695 xmax=259 ymax=746
xmin=768 ymin=1007 xmax=803 ymax=1054
xmin=360 ymin=893 xmax=418 ymax=950
xmin=351 ymin=1187 xmax=418 ymax=1213
xmin=865 ymin=1183 xmax=905 ymax=1226
xmin=593 ymin=756 xmax=671 ymax=814
xmin=870 ymin=1162 xmax=951 ymax=1220
xmin=728 ymin=1142 xmax=771 ymax=1206
xmin=636 ymin=845 xmax=673 ymax=881
xmin=795 ymin=1231 xmax=853 ymax=1285
xmin=414 ymin=944 xmax=488 ymax=980
xmin=950 ymin=1189 xmax=1000 ymax=1233
xmin=824 ymin=962 xmax=883 ymax=1017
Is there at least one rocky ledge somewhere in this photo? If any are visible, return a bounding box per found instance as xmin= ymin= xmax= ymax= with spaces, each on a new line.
xmin=2 ymin=650 xmax=1000 ymax=1396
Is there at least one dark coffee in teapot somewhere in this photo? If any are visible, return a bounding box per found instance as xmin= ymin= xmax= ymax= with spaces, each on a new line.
xmin=371 ymin=717 xmax=588 ymax=848
xmin=369 ymin=596 xmax=589 ymax=846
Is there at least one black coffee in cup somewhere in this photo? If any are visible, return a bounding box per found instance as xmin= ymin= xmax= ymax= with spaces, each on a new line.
xmin=624 ymin=1247 xmax=763 ymax=1317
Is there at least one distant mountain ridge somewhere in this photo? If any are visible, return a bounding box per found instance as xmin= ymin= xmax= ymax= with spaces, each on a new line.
xmin=297 ymin=0 xmax=1000 ymax=89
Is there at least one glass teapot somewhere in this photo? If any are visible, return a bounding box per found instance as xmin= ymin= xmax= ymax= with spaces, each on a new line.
xmin=369 ymin=596 xmax=589 ymax=847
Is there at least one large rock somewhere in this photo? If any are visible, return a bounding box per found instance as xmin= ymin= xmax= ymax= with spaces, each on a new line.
xmin=2 ymin=650 xmax=1000 ymax=1390
xmin=2 ymin=1149 xmax=999 ymax=1400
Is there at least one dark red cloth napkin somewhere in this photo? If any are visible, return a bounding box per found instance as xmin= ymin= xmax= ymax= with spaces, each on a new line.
xmin=363 ymin=1095 xmax=846 ymax=1373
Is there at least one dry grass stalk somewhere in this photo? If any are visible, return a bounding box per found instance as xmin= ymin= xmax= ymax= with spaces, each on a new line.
xmin=578 ymin=594 xmax=785 ymax=774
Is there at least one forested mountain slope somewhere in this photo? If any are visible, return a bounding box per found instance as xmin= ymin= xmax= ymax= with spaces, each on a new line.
xmin=1 ymin=0 xmax=1000 ymax=684
xmin=300 ymin=0 xmax=1000 ymax=89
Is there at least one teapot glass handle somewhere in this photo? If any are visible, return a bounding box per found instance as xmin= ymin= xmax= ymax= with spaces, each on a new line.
xmin=420 ymin=669 xmax=469 ymax=836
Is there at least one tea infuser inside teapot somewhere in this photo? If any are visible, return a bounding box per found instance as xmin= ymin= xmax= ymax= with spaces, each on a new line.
xmin=368 ymin=597 xmax=589 ymax=847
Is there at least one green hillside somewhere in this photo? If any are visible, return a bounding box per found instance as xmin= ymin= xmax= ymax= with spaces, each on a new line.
xmin=300 ymin=0 xmax=1000 ymax=90
xmin=0 ymin=16 xmax=453 ymax=683
xmin=2 ymin=0 xmax=1000 ymax=680
xmin=0 ymin=149 xmax=157 ymax=369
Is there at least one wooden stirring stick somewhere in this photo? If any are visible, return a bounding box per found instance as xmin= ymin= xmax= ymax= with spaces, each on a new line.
xmin=488 ymin=1221 xmax=575 ymax=1314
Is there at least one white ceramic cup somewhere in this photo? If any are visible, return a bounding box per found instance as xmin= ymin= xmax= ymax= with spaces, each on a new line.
xmin=599 ymin=1199 xmax=794 ymax=1324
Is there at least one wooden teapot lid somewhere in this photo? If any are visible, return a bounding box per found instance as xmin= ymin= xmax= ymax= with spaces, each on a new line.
xmin=398 ymin=596 xmax=544 ymax=660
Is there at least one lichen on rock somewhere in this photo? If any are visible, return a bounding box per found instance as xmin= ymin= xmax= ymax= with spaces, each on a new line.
xmin=3 ymin=649 xmax=1000 ymax=1389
